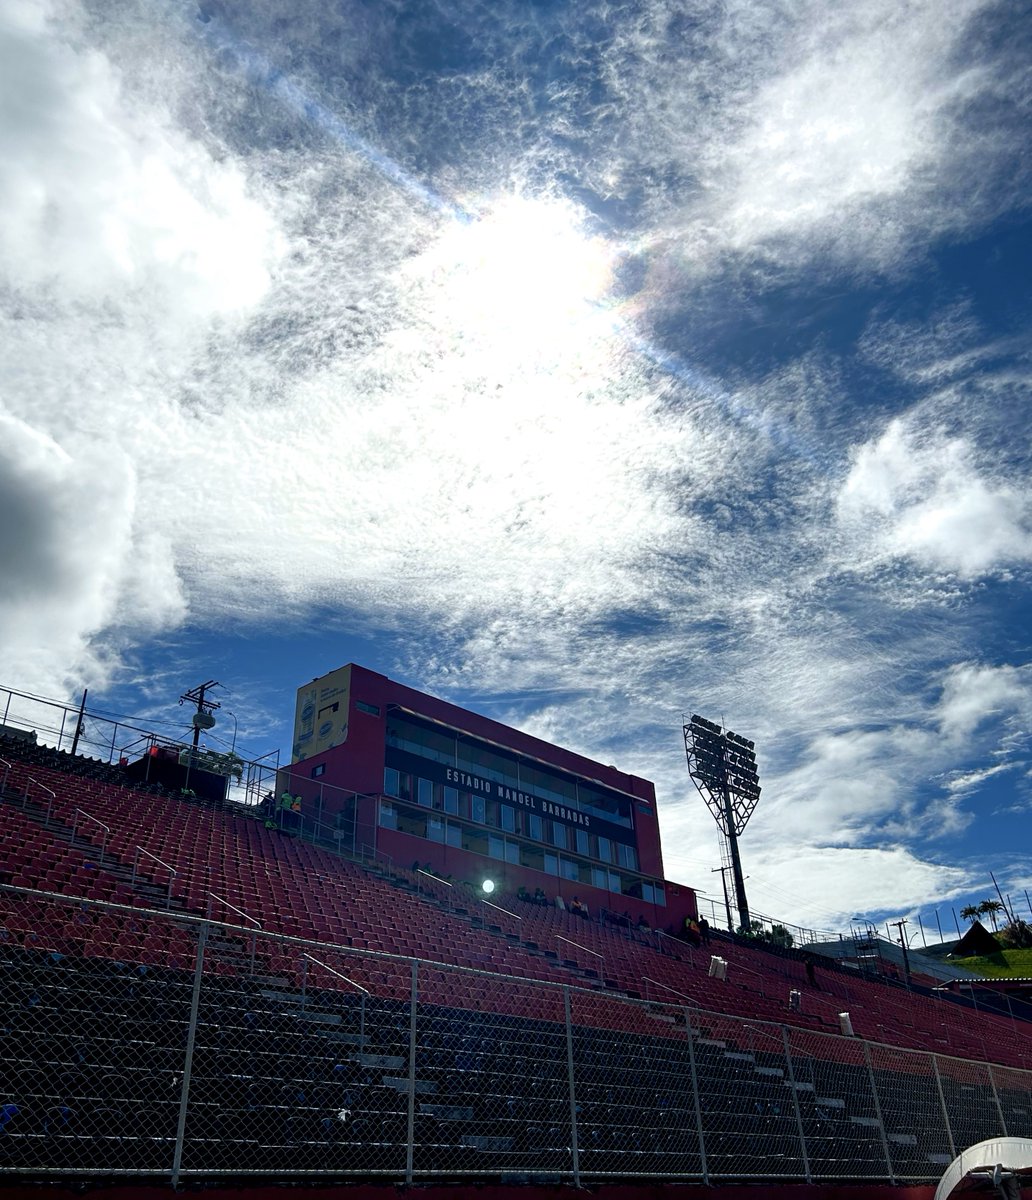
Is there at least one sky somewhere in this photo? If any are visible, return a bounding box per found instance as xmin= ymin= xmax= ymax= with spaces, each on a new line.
xmin=2 ymin=0 xmax=1031 ymax=938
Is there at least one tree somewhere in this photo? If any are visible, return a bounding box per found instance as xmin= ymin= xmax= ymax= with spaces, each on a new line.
xmin=978 ymin=899 xmax=1005 ymax=932
xmin=960 ymin=905 xmax=980 ymax=923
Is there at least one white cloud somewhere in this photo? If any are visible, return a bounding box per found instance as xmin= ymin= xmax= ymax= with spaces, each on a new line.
xmin=0 ymin=0 xmax=280 ymax=313
xmin=837 ymin=420 xmax=1032 ymax=577
xmin=936 ymin=663 xmax=1032 ymax=741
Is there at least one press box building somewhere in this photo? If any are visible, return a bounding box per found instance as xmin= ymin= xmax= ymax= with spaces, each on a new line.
xmin=283 ymin=664 xmax=696 ymax=929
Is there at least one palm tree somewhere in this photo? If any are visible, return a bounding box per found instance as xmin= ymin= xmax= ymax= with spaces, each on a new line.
xmin=960 ymin=904 xmax=980 ymax=923
xmin=977 ymin=899 xmax=1005 ymax=932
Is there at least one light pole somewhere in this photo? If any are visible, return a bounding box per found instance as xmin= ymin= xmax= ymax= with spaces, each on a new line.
xmin=224 ymin=711 xmax=239 ymax=754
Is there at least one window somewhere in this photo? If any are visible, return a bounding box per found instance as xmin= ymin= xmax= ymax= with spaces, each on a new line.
xmin=504 ymin=839 xmax=520 ymax=865
xmin=311 ymin=763 xmax=325 ymax=779
xmin=356 ymin=700 xmax=380 ymax=716
xmin=471 ymin=795 xmax=486 ymax=825
xmin=618 ymin=843 xmax=638 ymax=870
xmin=383 ymin=767 xmax=400 ymax=797
xmin=417 ymin=778 xmax=433 ymax=807
xmin=596 ymin=836 xmax=611 ymax=864
xmin=527 ymin=813 xmax=543 ymax=842
xmin=446 ymin=821 xmax=462 ymax=848
xmin=488 ymin=834 xmax=505 ymax=861
xmin=500 ymin=805 xmax=515 ymax=833
xmin=591 ymin=867 xmax=608 ymax=890
xmin=443 ymin=786 xmax=458 ymax=814
xmin=544 ymin=852 xmax=559 ymax=877
xmin=561 ymin=857 xmax=579 ymax=882
xmin=551 ymin=822 xmax=567 ymax=850
xmin=575 ymin=828 xmax=588 ymax=855
xmin=379 ymin=800 xmax=397 ymax=830
xmin=428 ymin=816 xmax=445 ymax=844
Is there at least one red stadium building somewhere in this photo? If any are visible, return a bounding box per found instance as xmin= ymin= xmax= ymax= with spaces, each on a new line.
xmin=282 ymin=663 xmax=695 ymax=930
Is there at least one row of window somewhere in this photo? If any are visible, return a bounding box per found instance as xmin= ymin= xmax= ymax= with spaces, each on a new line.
xmin=385 ymin=715 xmax=633 ymax=829
xmin=384 ymin=768 xmax=637 ymax=869
xmin=378 ymin=800 xmax=664 ymax=905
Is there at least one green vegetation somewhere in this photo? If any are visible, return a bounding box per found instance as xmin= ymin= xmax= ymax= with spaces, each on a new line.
xmin=951 ymin=947 xmax=1032 ymax=978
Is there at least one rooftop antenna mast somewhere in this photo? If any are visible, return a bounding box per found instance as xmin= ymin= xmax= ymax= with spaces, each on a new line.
xmin=683 ymin=713 xmax=762 ymax=931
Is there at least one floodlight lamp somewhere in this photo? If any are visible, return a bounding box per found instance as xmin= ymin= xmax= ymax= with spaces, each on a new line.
xmin=481 ymin=879 xmax=495 ymax=895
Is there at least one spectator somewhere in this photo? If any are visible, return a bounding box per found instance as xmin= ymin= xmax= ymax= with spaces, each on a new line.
xmin=698 ymin=916 xmax=711 ymax=944
xmin=533 ymin=887 xmax=547 ymax=906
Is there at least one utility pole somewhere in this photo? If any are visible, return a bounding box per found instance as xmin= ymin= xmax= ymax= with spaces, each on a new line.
xmin=179 ymin=681 xmax=220 ymax=749
xmin=69 ymin=688 xmax=88 ymax=757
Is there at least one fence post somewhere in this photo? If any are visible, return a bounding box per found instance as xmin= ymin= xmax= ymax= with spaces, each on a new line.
xmin=931 ymin=1055 xmax=956 ymax=1158
xmin=781 ymin=1025 xmax=811 ymax=1183
xmin=684 ymin=1007 xmax=708 ymax=1183
xmin=563 ymin=986 xmax=581 ymax=1187
xmin=171 ymin=922 xmax=209 ymax=1187
xmin=405 ymin=959 xmax=419 ymax=1185
xmin=862 ymin=1041 xmax=895 ymax=1183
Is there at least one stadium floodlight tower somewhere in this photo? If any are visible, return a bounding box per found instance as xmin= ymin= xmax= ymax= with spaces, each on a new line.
xmin=683 ymin=714 xmax=761 ymax=931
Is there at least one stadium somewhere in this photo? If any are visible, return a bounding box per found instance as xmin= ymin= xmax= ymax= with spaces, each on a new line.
xmin=1 ymin=665 xmax=1030 ymax=1199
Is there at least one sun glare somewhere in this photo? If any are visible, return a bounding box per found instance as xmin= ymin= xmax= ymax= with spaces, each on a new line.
xmin=412 ymin=195 xmax=617 ymax=365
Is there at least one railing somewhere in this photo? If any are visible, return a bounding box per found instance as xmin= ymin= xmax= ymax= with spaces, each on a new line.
xmin=132 ymin=845 xmax=177 ymax=908
xmin=206 ymin=892 xmax=261 ymax=974
xmin=21 ymin=776 xmax=56 ymax=826
xmin=556 ymin=934 xmax=604 ymax=981
xmin=0 ymin=882 xmax=1028 ymax=1186
xmin=0 ymin=756 xmax=10 ymax=793
xmin=71 ymin=807 xmax=109 ymax=863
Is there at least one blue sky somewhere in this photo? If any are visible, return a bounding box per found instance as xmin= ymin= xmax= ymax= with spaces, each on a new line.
xmin=1 ymin=0 xmax=1030 ymax=935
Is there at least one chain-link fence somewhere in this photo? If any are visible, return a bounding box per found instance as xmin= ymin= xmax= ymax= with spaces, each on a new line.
xmin=1 ymin=883 xmax=1029 ymax=1184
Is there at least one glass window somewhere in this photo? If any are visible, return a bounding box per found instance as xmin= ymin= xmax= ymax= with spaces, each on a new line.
xmin=561 ymin=857 xmax=579 ymax=881
xmin=596 ymin=836 xmax=611 ymax=864
xmin=428 ymin=816 xmax=445 ymax=844
xmin=379 ymin=800 xmax=397 ymax=830
xmin=396 ymin=772 xmax=413 ymax=803
xmin=551 ymin=822 xmax=567 ymax=849
xmin=527 ymin=813 xmax=543 ymax=842
xmin=356 ymin=700 xmax=380 ymax=716
xmin=500 ymin=805 xmax=515 ymax=833
xmin=417 ymin=778 xmax=433 ymax=807
xmin=383 ymin=767 xmax=400 ymax=797
xmin=618 ymin=843 xmax=637 ymax=870
xmin=488 ymin=834 xmax=505 ymax=861
xmin=520 ymin=844 xmax=544 ymax=872
xmin=591 ymin=866 xmax=608 ymax=890
xmin=575 ymin=828 xmax=588 ymax=855
xmin=471 ymin=795 xmax=486 ymax=825
xmin=443 ymin=786 xmax=458 ymax=814
xmin=504 ymin=839 xmax=520 ymax=865
xmin=654 ymin=883 xmax=666 ymax=907
xmin=544 ymin=853 xmax=559 ymax=877
xmin=446 ymin=821 xmax=462 ymax=848
xmin=311 ymin=763 xmax=325 ymax=778
xmin=456 ymin=740 xmax=516 ymax=786
xmin=608 ymin=871 xmax=621 ymax=894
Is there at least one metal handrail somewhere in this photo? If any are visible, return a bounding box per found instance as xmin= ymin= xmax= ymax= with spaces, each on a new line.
xmin=0 ymin=757 xmax=10 ymax=793
xmin=482 ymin=899 xmax=522 ymax=921
xmin=207 ymin=893 xmax=261 ymax=976
xmin=72 ymin=807 xmax=109 ymax=863
xmin=206 ymin=893 xmax=261 ymax=927
xmin=301 ymin=952 xmax=370 ymax=993
xmin=132 ymin=846 xmax=177 ymax=908
xmin=22 ymin=776 xmax=56 ymax=825
xmin=557 ymin=933 xmax=605 ymax=980
xmin=642 ymin=976 xmax=700 ymax=1006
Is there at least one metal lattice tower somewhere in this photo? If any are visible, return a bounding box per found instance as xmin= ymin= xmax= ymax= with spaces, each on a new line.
xmin=683 ymin=713 xmax=761 ymax=930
